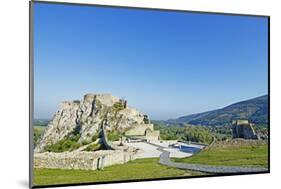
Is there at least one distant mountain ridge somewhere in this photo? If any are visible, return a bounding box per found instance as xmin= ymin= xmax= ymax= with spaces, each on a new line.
xmin=169 ymin=95 xmax=268 ymax=126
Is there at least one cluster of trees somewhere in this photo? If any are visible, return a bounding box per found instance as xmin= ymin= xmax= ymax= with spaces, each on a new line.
xmin=33 ymin=119 xmax=49 ymax=126
xmin=33 ymin=127 xmax=45 ymax=146
xmin=153 ymin=122 xmax=213 ymax=144
xmin=208 ymin=125 xmax=232 ymax=141
xmin=182 ymin=126 xmax=213 ymax=144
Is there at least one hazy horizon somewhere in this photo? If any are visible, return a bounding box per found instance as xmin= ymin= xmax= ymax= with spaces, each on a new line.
xmin=34 ymin=93 xmax=268 ymax=120
xmin=34 ymin=3 xmax=268 ymax=120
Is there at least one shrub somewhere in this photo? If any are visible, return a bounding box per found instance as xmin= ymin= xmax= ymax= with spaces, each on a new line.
xmin=81 ymin=140 xmax=91 ymax=145
xmin=153 ymin=121 xmax=213 ymax=144
xmin=44 ymin=134 xmax=81 ymax=152
xmin=113 ymin=102 xmax=125 ymax=112
xmin=107 ymin=131 xmax=120 ymax=141
xmin=91 ymin=132 xmax=100 ymax=142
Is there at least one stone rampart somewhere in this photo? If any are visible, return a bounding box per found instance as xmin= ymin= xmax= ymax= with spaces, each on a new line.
xmin=34 ymin=149 xmax=137 ymax=170
xmin=125 ymin=124 xmax=154 ymax=136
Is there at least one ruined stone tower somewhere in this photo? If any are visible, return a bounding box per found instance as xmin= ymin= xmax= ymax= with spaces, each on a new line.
xmin=231 ymin=120 xmax=259 ymax=139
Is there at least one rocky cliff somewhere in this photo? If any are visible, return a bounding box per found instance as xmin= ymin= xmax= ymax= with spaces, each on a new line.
xmin=35 ymin=93 xmax=150 ymax=153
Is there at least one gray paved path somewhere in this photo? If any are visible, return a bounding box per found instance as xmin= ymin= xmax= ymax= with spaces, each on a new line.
xmin=147 ymin=142 xmax=268 ymax=174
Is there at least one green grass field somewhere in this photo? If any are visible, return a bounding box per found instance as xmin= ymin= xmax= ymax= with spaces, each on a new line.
xmin=34 ymin=158 xmax=202 ymax=186
xmin=33 ymin=125 xmax=46 ymax=133
xmin=173 ymin=140 xmax=268 ymax=168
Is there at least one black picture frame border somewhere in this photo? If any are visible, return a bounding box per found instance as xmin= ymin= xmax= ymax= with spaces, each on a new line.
xmin=29 ymin=1 xmax=270 ymax=188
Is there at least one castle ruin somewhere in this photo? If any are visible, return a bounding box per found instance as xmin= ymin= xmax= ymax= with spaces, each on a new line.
xmin=231 ymin=120 xmax=259 ymax=140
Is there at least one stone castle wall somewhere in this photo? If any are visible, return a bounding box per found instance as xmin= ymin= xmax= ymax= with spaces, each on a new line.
xmin=125 ymin=124 xmax=154 ymax=136
xmin=145 ymin=130 xmax=160 ymax=141
xmin=34 ymin=149 xmax=137 ymax=170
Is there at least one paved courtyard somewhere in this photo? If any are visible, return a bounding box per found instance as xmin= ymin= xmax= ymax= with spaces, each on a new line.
xmin=125 ymin=141 xmax=204 ymax=158
xmin=125 ymin=142 xmax=162 ymax=158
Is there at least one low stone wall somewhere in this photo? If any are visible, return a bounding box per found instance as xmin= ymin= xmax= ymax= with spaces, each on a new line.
xmin=146 ymin=130 xmax=160 ymax=141
xmin=34 ymin=149 xmax=137 ymax=170
xmin=125 ymin=124 xmax=154 ymax=136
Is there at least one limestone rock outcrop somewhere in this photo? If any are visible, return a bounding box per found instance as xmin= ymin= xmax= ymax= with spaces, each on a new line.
xmin=35 ymin=93 xmax=150 ymax=152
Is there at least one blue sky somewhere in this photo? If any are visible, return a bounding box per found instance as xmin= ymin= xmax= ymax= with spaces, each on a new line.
xmin=34 ymin=2 xmax=268 ymax=120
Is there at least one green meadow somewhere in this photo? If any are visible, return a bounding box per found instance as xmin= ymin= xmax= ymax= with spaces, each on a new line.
xmin=34 ymin=158 xmax=202 ymax=186
xmin=173 ymin=140 xmax=268 ymax=168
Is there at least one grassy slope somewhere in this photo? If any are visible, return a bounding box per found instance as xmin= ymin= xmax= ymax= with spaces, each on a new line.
xmin=173 ymin=140 xmax=268 ymax=168
xmin=34 ymin=158 xmax=202 ymax=186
